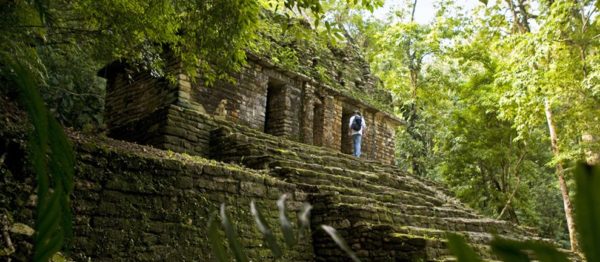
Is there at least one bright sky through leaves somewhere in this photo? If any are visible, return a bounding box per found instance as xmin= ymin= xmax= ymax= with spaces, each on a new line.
xmin=372 ymin=0 xmax=482 ymax=23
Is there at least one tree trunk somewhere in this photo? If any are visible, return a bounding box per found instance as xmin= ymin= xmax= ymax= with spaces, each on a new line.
xmin=505 ymin=0 xmax=527 ymax=33
xmin=410 ymin=0 xmax=418 ymax=22
xmin=544 ymin=99 xmax=579 ymax=252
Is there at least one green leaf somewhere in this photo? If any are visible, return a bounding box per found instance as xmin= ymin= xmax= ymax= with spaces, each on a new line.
xmin=446 ymin=233 xmax=483 ymax=262
xmin=490 ymin=237 xmax=568 ymax=262
xmin=490 ymin=237 xmax=534 ymax=262
xmin=207 ymin=211 xmax=231 ymax=262
xmin=34 ymin=232 xmax=64 ymax=262
xmin=250 ymin=200 xmax=283 ymax=258
xmin=321 ymin=225 xmax=361 ymax=262
xmin=220 ymin=204 xmax=249 ymax=262
xmin=35 ymin=191 xmax=62 ymax=243
xmin=525 ymin=242 xmax=568 ymax=262
xmin=575 ymin=163 xmax=600 ymax=262
xmin=479 ymin=0 xmax=488 ymax=5
xmin=297 ymin=203 xmax=312 ymax=240
xmin=277 ymin=194 xmax=296 ymax=247
xmin=2 ymin=46 xmax=73 ymax=262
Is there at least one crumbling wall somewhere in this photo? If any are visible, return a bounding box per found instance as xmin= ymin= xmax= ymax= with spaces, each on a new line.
xmin=192 ymin=62 xmax=268 ymax=129
xmin=102 ymin=63 xmax=178 ymax=133
xmin=101 ymin=54 xmax=401 ymax=164
xmin=191 ymin=61 xmax=306 ymax=141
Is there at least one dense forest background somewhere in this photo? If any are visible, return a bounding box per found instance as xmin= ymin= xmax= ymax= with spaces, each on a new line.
xmin=2 ymin=0 xmax=600 ymax=253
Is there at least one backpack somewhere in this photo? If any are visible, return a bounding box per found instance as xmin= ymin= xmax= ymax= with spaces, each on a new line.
xmin=351 ymin=115 xmax=362 ymax=131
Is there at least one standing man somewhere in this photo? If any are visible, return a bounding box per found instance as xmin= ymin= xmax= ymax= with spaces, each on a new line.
xmin=349 ymin=110 xmax=367 ymax=158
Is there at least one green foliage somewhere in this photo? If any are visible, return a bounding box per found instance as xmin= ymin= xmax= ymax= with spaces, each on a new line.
xmin=321 ymin=225 xmax=361 ymax=262
xmin=251 ymin=200 xmax=284 ymax=258
xmin=448 ymin=163 xmax=598 ymax=261
xmin=276 ymin=194 xmax=297 ymax=247
xmin=1 ymin=0 xmax=387 ymax=128
xmin=574 ymin=164 xmax=600 ymax=261
xmin=358 ymin=0 xmax=600 ymax=245
xmin=1 ymin=44 xmax=74 ymax=262
xmin=448 ymin=234 xmax=572 ymax=262
xmin=207 ymin=211 xmax=231 ymax=262
xmin=490 ymin=238 xmax=568 ymax=262
xmin=37 ymin=45 xmax=106 ymax=129
xmin=220 ymin=204 xmax=249 ymax=262
xmin=446 ymin=233 xmax=482 ymax=262
xmin=208 ymin=194 xmax=360 ymax=261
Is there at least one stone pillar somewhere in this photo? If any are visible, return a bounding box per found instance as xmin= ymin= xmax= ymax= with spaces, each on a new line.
xmin=285 ymin=83 xmax=303 ymax=140
xmin=322 ymin=95 xmax=342 ymax=151
xmin=313 ymin=95 xmax=324 ymax=147
xmin=300 ymin=83 xmax=315 ymax=144
xmin=176 ymin=73 xmax=206 ymax=114
xmin=381 ymin=119 xmax=396 ymax=165
xmin=361 ymin=110 xmax=375 ymax=161
xmin=374 ymin=113 xmax=385 ymax=161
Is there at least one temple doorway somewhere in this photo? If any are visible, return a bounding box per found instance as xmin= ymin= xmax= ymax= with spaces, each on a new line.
xmin=341 ymin=107 xmax=354 ymax=154
xmin=313 ymin=98 xmax=324 ymax=146
xmin=264 ymin=81 xmax=286 ymax=136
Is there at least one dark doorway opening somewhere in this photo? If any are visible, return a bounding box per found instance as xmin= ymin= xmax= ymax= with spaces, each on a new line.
xmin=264 ymin=81 xmax=286 ymax=136
xmin=313 ymin=99 xmax=324 ymax=146
xmin=341 ymin=107 xmax=354 ymax=154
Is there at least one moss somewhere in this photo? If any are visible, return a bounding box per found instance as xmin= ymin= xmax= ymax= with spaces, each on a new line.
xmin=390 ymin=233 xmax=440 ymax=242
xmin=246 ymin=12 xmax=396 ymax=115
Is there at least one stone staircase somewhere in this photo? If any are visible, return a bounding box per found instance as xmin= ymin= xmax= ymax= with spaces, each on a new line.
xmin=209 ymin=125 xmax=556 ymax=261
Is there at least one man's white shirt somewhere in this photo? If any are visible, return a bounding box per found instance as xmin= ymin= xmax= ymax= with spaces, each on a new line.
xmin=349 ymin=115 xmax=367 ymax=136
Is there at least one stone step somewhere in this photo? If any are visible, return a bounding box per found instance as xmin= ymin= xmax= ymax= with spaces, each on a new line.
xmin=212 ymin=131 xmax=467 ymax=208
xmin=336 ymin=194 xmax=481 ymax=220
xmin=207 ymin=127 xmax=573 ymax=261
xmin=270 ymin=159 xmax=461 ymax=205
xmin=274 ymin=169 xmax=474 ymax=214
xmin=393 ymin=226 xmax=573 ymax=261
xmin=216 ymin=152 xmax=470 ymax=216
xmin=400 ymin=226 xmax=555 ymax=246
xmin=319 ymin=224 xmax=499 ymax=261
xmin=293 ymin=179 xmax=441 ymax=208
xmin=213 ymin=125 xmax=465 ymax=200
xmin=211 ymin=130 xmax=377 ymax=171
xmin=303 ymin=184 xmax=480 ymax=225
xmin=312 ymin=202 xmax=533 ymax=238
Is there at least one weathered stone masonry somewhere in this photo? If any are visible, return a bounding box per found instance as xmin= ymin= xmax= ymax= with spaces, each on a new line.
xmin=0 ymin=129 xmax=313 ymax=261
xmin=0 ymin=88 xmax=560 ymax=261
xmin=101 ymin=53 xmax=402 ymax=165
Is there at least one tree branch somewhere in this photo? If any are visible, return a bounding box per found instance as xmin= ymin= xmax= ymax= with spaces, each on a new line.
xmin=497 ymin=150 xmax=526 ymax=220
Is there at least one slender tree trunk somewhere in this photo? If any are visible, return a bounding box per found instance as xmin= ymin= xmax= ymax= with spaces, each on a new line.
xmin=544 ymin=99 xmax=579 ymax=252
xmin=411 ymin=0 xmax=417 ymax=22
xmin=401 ymin=0 xmax=427 ymax=176
xmin=516 ymin=0 xmax=531 ymax=32
xmin=505 ymin=0 xmax=526 ymax=32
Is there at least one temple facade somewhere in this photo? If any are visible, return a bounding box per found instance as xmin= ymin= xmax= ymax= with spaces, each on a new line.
xmin=100 ymin=45 xmax=402 ymax=164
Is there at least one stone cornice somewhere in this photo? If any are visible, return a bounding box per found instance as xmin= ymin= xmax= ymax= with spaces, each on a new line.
xmin=246 ymin=52 xmax=404 ymax=126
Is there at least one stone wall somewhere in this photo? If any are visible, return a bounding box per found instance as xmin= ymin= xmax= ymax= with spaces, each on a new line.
xmin=192 ymin=62 xmax=268 ymax=129
xmin=380 ymin=118 xmax=397 ymax=165
xmin=102 ymin=56 xmax=402 ymax=164
xmin=310 ymin=194 xmax=436 ymax=261
xmin=0 ymin=94 xmax=561 ymax=261
xmin=102 ymin=62 xmax=178 ymax=132
xmin=361 ymin=111 xmax=376 ymax=159
xmin=0 ymin=129 xmax=313 ymax=261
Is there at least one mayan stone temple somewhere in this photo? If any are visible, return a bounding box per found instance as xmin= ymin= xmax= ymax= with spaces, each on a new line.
xmin=89 ymin=29 xmax=561 ymax=260
xmin=99 ymin=45 xmax=403 ymax=165
xmin=0 ymin=17 xmax=569 ymax=262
